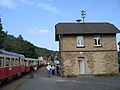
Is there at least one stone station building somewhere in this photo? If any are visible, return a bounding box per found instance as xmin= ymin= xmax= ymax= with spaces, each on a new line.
xmin=55 ymin=22 xmax=120 ymax=76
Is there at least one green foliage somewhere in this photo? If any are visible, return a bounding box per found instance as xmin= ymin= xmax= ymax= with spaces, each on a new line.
xmin=0 ymin=20 xmax=7 ymax=49
xmin=118 ymin=57 xmax=120 ymax=64
xmin=62 ymin=74 xmax=77 ymax=78
xmin=0 ymin=18 xmax=3 ymax=31
xmin=1 ymin=34 xmax=56 ymax=58
xmin=94 ymin=73 xmax=118 ymax=77
xmin=118 ymin=41 xmax=120 ymax=46
xmin=0 ymin=17 xmax=56 ymax=59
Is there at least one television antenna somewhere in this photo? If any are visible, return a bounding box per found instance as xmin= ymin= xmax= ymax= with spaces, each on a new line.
xmin=81 ymin=10 xmax=86 ymax=23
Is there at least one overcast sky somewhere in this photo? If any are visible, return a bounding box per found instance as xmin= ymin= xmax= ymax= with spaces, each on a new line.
xmin=0 ymin=0 xmax=120 ymax=51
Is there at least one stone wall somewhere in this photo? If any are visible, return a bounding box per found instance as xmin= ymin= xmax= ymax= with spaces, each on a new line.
xmin=59 ymin=34 xmax=119 ymax=76
xmin=60 ymin=34 xmax=117 ymax=51
xmin=61 ymin=51 xmax=118 ymax=76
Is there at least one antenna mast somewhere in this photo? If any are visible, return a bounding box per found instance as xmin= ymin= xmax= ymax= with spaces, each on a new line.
xmin=81 ymin=10 xmax=86 ymax=23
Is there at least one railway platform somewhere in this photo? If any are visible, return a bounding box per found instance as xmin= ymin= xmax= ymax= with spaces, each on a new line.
xmin=17 ymin=67 xmax=120 ymax=90
xmin=1 ymin=67 xmax=120 ymax=90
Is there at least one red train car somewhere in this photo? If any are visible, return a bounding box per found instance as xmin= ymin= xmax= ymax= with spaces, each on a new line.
xmin=0 ymin=50 xmax=25 ymax=84
xmin=24 ymin=58 xmax=40 ymax=73
xmin=0 ymin=50 xmax=42 ymax=85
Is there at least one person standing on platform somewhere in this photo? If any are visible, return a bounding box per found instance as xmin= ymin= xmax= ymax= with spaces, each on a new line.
xmin=46 ymin=63 xmax=52 ymax=78
xmin=34 ymin=66 xmax=37 ymax=78
xmin=56 ymin=64 xmax=60 ymax=75
xmin=51 ymin=65 xmax=55 ymax=75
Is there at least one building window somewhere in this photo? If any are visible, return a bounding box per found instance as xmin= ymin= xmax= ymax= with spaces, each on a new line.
xmin=94 ymin=35 xmax=101 ymax=46
xmin=77 ymin=36 xmax=84 ymax=47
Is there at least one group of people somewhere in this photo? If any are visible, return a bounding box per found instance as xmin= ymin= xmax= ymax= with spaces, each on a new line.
xmin=30 ymin=63 xmax=60 ymax=78
xmin=46 ymin=63 xmax=60 ymax=78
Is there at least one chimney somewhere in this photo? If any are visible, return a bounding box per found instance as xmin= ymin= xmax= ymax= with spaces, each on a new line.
xmin=76 ymin=19 xmax=82 ymax=23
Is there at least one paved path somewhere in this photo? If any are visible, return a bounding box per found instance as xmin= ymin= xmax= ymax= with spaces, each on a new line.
xmin=17 ymin=67 xmax=120 ymax=90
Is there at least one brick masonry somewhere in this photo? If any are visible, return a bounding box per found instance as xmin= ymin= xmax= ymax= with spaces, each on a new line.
xmin=59 ymin=34 xmax=119 ymax=76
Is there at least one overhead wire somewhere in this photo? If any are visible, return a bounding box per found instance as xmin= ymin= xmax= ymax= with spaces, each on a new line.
xmin=87 ymin=0 xmax=112 ymax=13
xmin=83 ymin=0 xmax=113 ymax=21
xmin=85 ymin=0 xmax=101 ymax=12
xmin=75 ymin=0 xmax=98 ymax=20
xmin=75 ymin=0 xmax=113 ymax=22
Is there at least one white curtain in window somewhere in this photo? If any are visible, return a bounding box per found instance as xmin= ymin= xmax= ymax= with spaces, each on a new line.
xmin=77 ymin=36 xmax=84 ymax=47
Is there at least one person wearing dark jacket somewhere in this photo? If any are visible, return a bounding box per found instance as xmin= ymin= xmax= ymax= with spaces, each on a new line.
xmin=30 ymin=65 xmax=35 ymax=78
xmin=56 ymin=64 xmax=59 ymax=75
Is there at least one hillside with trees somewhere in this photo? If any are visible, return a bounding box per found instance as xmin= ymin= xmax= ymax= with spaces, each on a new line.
xmin=0 ymin=18 xmax=56 ymax=59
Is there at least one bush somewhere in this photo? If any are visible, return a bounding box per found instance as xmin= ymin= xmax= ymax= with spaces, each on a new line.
xmin=62 ymin=74 xmax=77 ymax=78
xmin=118 ymin=57 xmax=120 ymax=64
xmin=94 ymin=73 xmax=118 ymax=77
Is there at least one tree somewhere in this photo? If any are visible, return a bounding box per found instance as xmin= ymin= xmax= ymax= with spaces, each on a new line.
xmin=0 ymin=17 xmax=3 ymax=31
xmin=0 ymin=17 xmax=56 ymax=58
xmin=0 ymin=17 xmax=7 ymax=49
xmin=17 ymin=34 xmax=23 ymax=40
xmin=118 ymin=42 xmax=120 ymax=51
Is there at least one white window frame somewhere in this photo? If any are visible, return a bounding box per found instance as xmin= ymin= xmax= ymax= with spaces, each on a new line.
xmin=94 ymin=35 xmax=101 ymax=46
xmin=77 ymin=36 xmax=84 ymax=47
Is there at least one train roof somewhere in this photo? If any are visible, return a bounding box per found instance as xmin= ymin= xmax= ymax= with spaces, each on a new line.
xmin=25 ymin=58 xmax=39 ymax=61
xmin=0 ymin=50 xmax=24 ymax=57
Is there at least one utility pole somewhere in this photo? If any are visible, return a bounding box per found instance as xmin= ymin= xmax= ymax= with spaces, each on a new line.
xmin=81 ymin=10 xmax=86 ymax=23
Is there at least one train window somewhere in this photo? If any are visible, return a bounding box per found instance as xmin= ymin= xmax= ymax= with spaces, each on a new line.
xmin=21 ymin=59 xmax=23 ymax=65
xmin=15 ymin=58 xmax=18 ymax=66
xmin=21 ymin=59 xmax=25 ymax=66
xmin=0 ymin=59 xmax=2 ymax=67
xmin=18 ymin=57 xmax=20 ymax=65
xmin=11 ymin=58 xmax=14 ymax=66
xmin=0 ymin=57 xmax=4 ymax=67
xmin=29 ymin=61 xmax=33 ymax=66
xmin=24 ymin=60 xmax=28 ymax=66
xmin=5 ymin=57 xmax=10 ymax=66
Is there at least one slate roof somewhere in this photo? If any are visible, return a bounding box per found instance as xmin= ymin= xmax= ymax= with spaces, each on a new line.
xmin=55 ymin=22 xmax=120 ymax=41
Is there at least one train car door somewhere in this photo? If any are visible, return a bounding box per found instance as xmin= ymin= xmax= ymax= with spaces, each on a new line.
xmin=18 ymin=57 xmax=21 ymax=76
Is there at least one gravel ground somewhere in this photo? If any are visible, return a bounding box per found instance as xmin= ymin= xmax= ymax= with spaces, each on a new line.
xmin=1 ymin=67 xmax=120 ymax=90
xmin=17 ymin=67 xmax=120 ymax=90
xmin=0 ymin=74 xmax=30 ymax=90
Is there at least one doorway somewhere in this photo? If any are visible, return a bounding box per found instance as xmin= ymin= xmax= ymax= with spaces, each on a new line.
xmin=78 ymin=58 xmax=85 ymax=74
